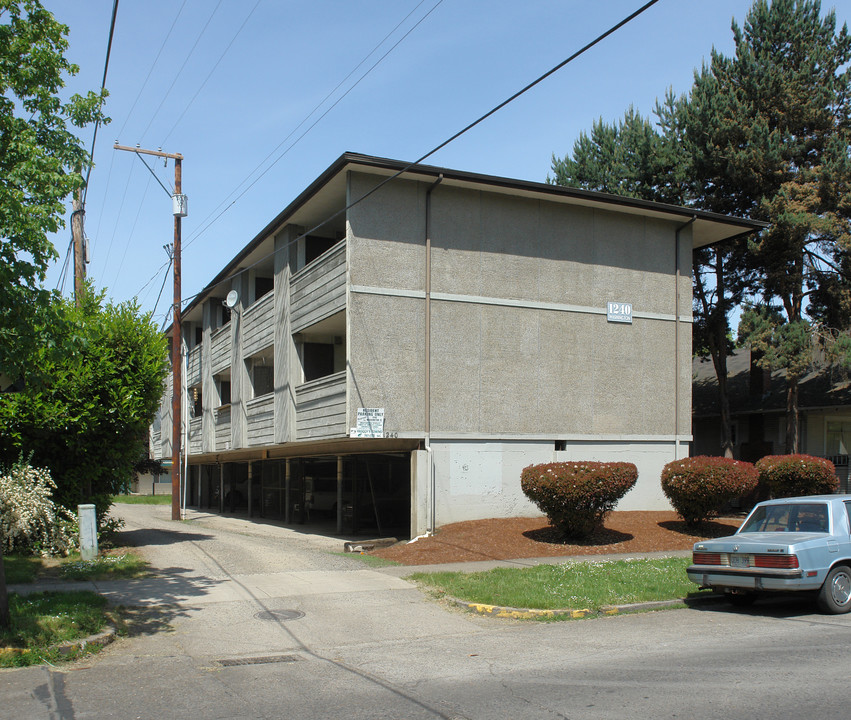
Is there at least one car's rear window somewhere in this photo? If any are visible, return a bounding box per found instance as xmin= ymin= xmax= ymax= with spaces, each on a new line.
xmin=740 ymin=503 xmax=829 ymax=533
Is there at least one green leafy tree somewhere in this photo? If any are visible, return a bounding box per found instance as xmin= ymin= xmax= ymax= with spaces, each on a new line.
xmin=0 ymin=287 xmax=169 ymax=516
xmin=0 ymin=0 xmax=105 ymax=631
xmin=0 ymin=0 xmax=106 ymax=381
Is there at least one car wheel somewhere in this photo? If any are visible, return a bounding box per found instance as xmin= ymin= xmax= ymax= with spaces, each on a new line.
xmin=818 ymin=565 xmax=851 ymax=614
xmin=725 ymin=592 xmax=756 ymax=608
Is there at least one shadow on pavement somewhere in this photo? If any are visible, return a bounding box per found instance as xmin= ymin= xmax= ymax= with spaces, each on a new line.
xmin=117 ymin=528 xmax=214 ymax=546
xmin=686 ymin=591 xmax=823 ymax=619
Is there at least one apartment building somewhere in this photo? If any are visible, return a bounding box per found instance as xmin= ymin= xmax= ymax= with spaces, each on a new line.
xmin=150 ymin=153 xmax=762 ymax=537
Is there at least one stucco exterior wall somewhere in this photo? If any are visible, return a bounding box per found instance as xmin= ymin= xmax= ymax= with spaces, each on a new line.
xmin=346 ymin=171 xmax=693 ymax=441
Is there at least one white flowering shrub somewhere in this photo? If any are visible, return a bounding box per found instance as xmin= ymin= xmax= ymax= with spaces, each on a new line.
xmin=0 ymin=462 xmax=79 ymax=556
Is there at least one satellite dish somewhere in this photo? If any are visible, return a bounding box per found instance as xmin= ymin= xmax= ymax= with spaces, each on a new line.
xmin=224 ymin=290 xmax=239 ymax=309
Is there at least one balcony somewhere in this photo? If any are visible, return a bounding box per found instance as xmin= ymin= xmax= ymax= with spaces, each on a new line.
xmin=247 ymin=394 xmax=274 ymax=447
xmin=291 ymin=241 xmax=346 ymax=333
xmin=210 ymin=324 xmax=231 ymax=375
xmin=215 ymin=405 xmax=232 ymax=451
xmin=188 ymin=417 xmax=203 ymax=455
xmin=186 ymin=345 xmax=201 ymax=387
xmin=243 ymin=291 xmax=275 ymax=357
xmin=295 ymin=370 xmax=346 ymax=440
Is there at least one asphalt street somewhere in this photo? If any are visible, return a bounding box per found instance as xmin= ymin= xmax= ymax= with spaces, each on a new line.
xmin=3 ymin=504 xmax=851 ymax=719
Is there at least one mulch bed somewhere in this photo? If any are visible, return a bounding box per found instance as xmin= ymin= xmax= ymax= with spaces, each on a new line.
xmin=370 ymin=511 xmax=742 ymax=566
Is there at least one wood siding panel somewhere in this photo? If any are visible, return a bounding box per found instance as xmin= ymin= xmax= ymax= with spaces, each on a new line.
xmin=243 ymin=292 xmax=274 ymax=357
xmin=187 ymin=346 xmax=201 ymax=387
xmin=246 ymin=395 xmax=274 ymax=446
xmin=211 ymin=325 xmax=231 ymax=375
xmin=189 ymin=417 xmax=203 ymax=455
xmin=295 ymin=371 xmax=346 ymax=440
xmin=291 ymin=242 xmax=346 ymax=333
xmin=215 ymin=406 xmax=232 ymax=451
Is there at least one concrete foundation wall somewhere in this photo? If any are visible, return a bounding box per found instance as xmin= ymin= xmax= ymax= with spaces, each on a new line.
xmin=425 ymin=439 xmax=678 ymax=528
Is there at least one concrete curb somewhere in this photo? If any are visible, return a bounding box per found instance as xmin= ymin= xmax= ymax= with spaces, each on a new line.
xmin=53 ymin=625 xmax=117 ymax=657
xmin=451 ymin=594 xmax=722 ymax=619
xmin=0 ymin=626 xmax=116 ymax=662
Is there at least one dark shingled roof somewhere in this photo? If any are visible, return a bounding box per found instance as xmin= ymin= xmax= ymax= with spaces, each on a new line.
xmin=693 ymin=348 xmax=851 ymax=418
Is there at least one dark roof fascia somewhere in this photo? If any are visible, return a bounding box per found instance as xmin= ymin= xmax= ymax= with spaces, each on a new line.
xmin=179 ymin=151 xmax=768 ymax=323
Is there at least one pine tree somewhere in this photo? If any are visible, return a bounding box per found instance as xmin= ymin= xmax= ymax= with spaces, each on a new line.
xmin=551 ymin=0 xmax=851 ymax=455
xmin=691 ymin=0 xmax=851 ymax=451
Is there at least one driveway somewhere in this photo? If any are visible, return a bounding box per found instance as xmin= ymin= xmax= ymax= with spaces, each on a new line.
xmin=4 ymin=504 xmax=851 ymax=719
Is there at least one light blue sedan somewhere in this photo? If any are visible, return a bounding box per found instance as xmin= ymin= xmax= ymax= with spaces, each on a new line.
xmin=688 ymin=495 xmax=851 ymax=613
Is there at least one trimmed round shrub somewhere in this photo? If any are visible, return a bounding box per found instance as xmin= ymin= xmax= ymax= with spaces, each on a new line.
xmin=520 ymin=461 xmax=638 ymax=539
xmin=756 ymin=454 xmax=838 ymax=498
xmin=661 ymin=456 xmax=758 ymax=527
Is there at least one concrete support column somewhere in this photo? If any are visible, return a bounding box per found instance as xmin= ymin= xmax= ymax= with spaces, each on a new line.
xmin=274 ymin=225 xmax=301 ymax=444
xmin=284 ymin=458 xmax=291 ymax=524
xmin=336 ymin=456 xmax=344 ymax=534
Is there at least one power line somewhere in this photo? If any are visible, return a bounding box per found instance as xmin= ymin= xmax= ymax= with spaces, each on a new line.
xmin=182 ymin=0 xmax=444 ymax=253
xmin=138 ymin=0 xmax=225 ymax=143
xmin=56 ymin=238 xmax=74 ymax=293
xmin=109 ymin=173 xmax=153 ymax=291
xmin=82 ymin=0 xmax=119 ymax=208
xmin=151 ymin=257 xmax=174 ymax=318
xmin=98 ymin=160 xmax=136 ymax=278
xmin=116 ymin=0 xmax=188 ymax=139
xmin=180 ymin=0 xmax=661 ymax=309
xmin=160 ymin=0 xmax=263 ymax=146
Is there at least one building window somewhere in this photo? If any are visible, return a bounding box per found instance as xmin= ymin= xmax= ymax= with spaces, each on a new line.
xmin=302 ymin=342 xmax=335 ymax=382
xmin=305 ymin=235 xmax=336 ymax=266
xmin=254 ymin=276 xmax=273 ymax=302
xmin=247 ymin=352 xmax=274 ymax=398
xmin=215 ymin=375 xmax=231 ymax=406
xmin=827 ymin=421 xmax=851 ymax=456
xmin=190 ymin=385 xmax=202 ymax=418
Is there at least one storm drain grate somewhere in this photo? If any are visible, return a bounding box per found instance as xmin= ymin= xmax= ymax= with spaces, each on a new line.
xmin=254 ymin=609 xmax=305 ymax=622
xmin=218 ymin=654 xmax=302 ymax=667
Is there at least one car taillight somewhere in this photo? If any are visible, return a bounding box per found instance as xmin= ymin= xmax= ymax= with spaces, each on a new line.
xmin=693 ymin=552 xmax=722 ymax=565
xmin=753 ymin=554 xmax=799 ymax=569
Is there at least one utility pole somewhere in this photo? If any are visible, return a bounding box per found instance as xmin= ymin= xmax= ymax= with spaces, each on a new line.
xmin=71 ymin=182 xmax=85 ymax=307
xmin=114 ymin=144 xmax=187 ymax=521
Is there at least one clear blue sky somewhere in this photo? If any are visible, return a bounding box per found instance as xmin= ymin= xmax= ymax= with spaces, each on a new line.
xmin=41 ymin=0 xmax=851 ymax=328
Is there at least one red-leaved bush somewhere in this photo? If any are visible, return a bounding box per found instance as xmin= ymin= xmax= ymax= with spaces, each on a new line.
xmin=520 ymin=461 xmax=637 ymax=539
xmin=661 ymin=456 xmax=758 ymax=527
xmin=756 ymin=454 xmax=838 ymax=498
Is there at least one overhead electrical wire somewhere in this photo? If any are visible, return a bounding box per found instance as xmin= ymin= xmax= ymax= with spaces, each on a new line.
xmin=160 ymin=0 xmax=263 ymax=146
xmin=138 ymin=0 xmax=225 ymax=143
xmin=177 ymin=0 xmax=661 ymax=311
xmin=151 ymin=258 xmax=174 ymax=319
xmin=110 ymin=174 xmax=153 ymax=291
xmin=98 ymin=161 xmax=136 ymax=276
xmin=181 ymin=0 xmax=444 ymax=254
xmin=82 ymin=0 xmax=119 ymax=208
xmin=115 ymin=0 xmax=188 ymax=140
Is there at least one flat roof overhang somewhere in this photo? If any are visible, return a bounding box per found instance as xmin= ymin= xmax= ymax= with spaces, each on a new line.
xmin=187 ymin=437 xmax=421 ymax=465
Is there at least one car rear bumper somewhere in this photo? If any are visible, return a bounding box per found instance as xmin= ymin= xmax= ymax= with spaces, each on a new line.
xmin=687 ymin=564 xmax=822 ymax=592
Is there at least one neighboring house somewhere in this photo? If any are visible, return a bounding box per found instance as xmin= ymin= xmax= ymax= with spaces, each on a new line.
xmin=692 ymin=347 xmax=851 ymax=491
xmin=150 ymin=152 xmax=762 ymax=537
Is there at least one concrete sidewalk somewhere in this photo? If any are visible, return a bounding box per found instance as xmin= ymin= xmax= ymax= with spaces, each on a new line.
xmin=8 ymin=504 xmax=692 ymax=608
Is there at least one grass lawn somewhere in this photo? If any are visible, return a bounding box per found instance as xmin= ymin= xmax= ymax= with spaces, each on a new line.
xmin=0 ymin=591 xmax=112 ymax=667
xmin=3 ymin=556 xmax=42 ymax=584
xmin=411 ymin=556 xmax=706 ymax=613
xmin=58 ymin=551 xmax=150 ymax=580
xmin=3 ymin=549 xmax=150 ymax=584
xmin=111 ymin=493 xmax=172 ymax=505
